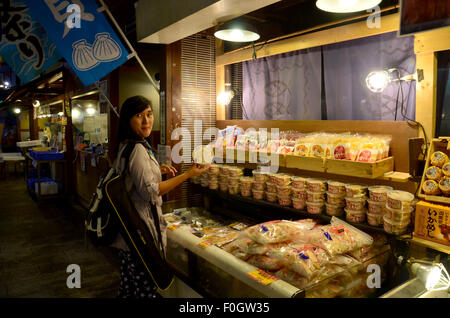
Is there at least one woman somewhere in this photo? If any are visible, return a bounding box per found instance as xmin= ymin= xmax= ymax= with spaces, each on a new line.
xmin=111 ymin=95 xmax=209 ymax=298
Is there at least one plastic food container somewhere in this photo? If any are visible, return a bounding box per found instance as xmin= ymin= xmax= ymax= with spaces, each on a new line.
xmin=252 ymin=189 xmax=265 ymax=200
xmin=368 ymin=186 xmax=394 ymax=202
xmin=367 ymin=212 xmax=383 ymax=227
xmin=292 ymin=188 xmax=307 ymax=200
xmin=367 ymin=200 xmax=387 ymax=215
xmin=221 ymin=166 xmax=230 ymax=175
xmin=306 ymin=201 xmax=325 ymax=215
xmin=239 ymin=177 xmax=254 ymax=190
xmin=208 ymin=182 xmax=219 ymax=190
xmin=252 ymin=171 xmax=269 ymax=183
xmin=345 ymin=209 xmax=366 ymax=223
xmin=268 ymin=174 xmax=278 ymax=184
xmin=326 ymin=192 xmax=346 ymax=206
xmin=306 ymin=179 xmax=327 ymax=192
xmin=219 ymin=175 xmax=229 ymax=183
xmin=384 ymin=205 xmax=414 ymax=223
xmin=325 ymin=203 xmax=345 ymax=217
xmin=274 ymin=174 xmax=292 ymax=187
xmin=209 ymin=164 xmax=221 ymax=175
xmin=277 ymin=194 xmax=292 ymax=207
xmin=266 ymin=182 xmax=277 ymax=193
xmin=208 ymin=174 xmax=219 ymax=182
xmin=292 ymin=176 xmax=307 ymax=189
xmin=387 ymin=191 xmax=415 ymax=210
xmin=383 ymin=216 xmax=409 ymax=235
xmin=240 ymin=188 xmax=252 ymax=197
xmin=228 ymin=185 xmax=240 ymax=195
xmin=252 ymin=182 xmax=266 ymax=191
xmin=345 ymin=196 xmax=367 ymax=211
xmin=228 ymin=177 xmax=240 ymax=186
xmin=306 ymin=191 xmax=326 ymax=202
xmin=327 ymin=181 xmax=346 ymax=195
xmin=277 ymin=185 xmax=292 ymax=196
xmin=229 ymin=167 xmax=244 ymax=177
xmin=201 ymin=180 xmax=209 ymax=187
xmin=292 ymin=198 xmax=306 ymax=210
xmin=266 ymin=192 xmax=278 ymax=202
xmin=345 ymin=184 xmax=367 ymax=198
xmin=219 ymin=183 xmax=228 ymax=192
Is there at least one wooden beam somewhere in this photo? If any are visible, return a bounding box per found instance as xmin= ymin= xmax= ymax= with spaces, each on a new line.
xmin=414 ymin=27 xmax=450 ymax=54
xmin=216 ymin=38 xmax=225 ymax=121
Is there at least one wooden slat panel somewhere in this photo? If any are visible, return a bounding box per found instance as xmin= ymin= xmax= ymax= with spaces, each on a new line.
xmin=216 ymin=120 xmax=419 ymax=173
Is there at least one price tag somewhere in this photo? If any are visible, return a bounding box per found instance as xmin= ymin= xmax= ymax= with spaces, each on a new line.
xmin=247 ymin=269 xmax=278 ymax=286
xmin=198 ymin=240 xmax=212 ymax=248
xmin=167 ymin=225 xmax=179 ymax=231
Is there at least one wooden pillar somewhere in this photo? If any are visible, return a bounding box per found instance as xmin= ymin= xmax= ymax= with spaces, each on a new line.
xmin=216 ymin=38 xmax=225 ymax=121
xmin=29 ymin=107 xmax=38 ymax=140
xmin=63 ymin=65 xmax=75 ymax=196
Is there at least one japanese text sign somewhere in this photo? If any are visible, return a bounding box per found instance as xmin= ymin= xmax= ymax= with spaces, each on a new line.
xmin=0 ymin=0 xmax=62 ymax=84
xmin=23 ymin=0 xmax=129 ymax=87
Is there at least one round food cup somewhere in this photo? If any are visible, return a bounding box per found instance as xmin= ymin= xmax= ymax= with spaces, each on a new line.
xmin=277 ymin=185 xmax=292 ymax=196
xmin=228 ymin=185 xmax=239 ymax=195
xmin=219 ymin=183 xmax=228 ymax=192
xmin=327 ymin=181 xmax=346 ymax=195
xmin=265 ymin=192 xmax=278 ymax=202
xmin=345 ymin=196 xmax=367 ymax=211
xmin=292 ymin=188 xmax=307 ymax=200
xmin=252 ymin=170 xmax=269 ymax=183
xmin=306 ymin=191 xmax=326 ymax=202
xmin=219 ymin=175 xmax=229 ymax=183
xmin=208 ymin=182 xmax=219 ymax=190
xmin=325 ymin=203 xmax=345 ymax=217
xmin=368 ymin=186 xmax=394 ymax=202
xmin=252 ymin=189 xmax=265 ymax=200
xmin=209 ymin=164 xmax=221 ymax=175
xmin=306 ymin=178 xmax=327 ymax=192
xmin=367 ymin=200 xmax=387 ymax=215
xmin=367 ymin=211 xmax=383 ymax=227
xmin=228 ymin=176 xmax=240 ymax=186
xmin=266 ymin=182 xmax=277 ymax=193
xmin=252 ymin=182 xmax=266 ymax=191
xmin=274 ymin=174 xmax=292 ymax=187
xmin=292 ymin=198 xmax=306 ymax=210
xmin=345 ymin=184 xmax=367 ymax=198
xmin=292 ymin=176 xmax=307 ymax=189
xmin=384 ymin=205 xmax=414 ymax=223
xmin=229 ymin=167 xmax=244 ymax=177
xmin=221 ymin=166 xmax=230 ymax=176
xmin=383 ymin=216 xmax=409 ymax=235
xmin=268 ymin=173 xmax=278 ymax=184
xmin=326 ymin=192 xmax=346 ymax=206
xmin=306 ymin=201 xmax=325 ymax=215
xmin=240 ymin=188 xmax=252 ymax=197
xmin=345 ymin=209 xmax=366 ymax=223
xmin=201 ymin=181 xmax=209 ymax=188
xmin=240 ymin=177 xmax=254 ymax=191
xmin=277 ymin=194 xmax=292 ymax=207
xmin=387 ymin=190 xmax=415 ymax=210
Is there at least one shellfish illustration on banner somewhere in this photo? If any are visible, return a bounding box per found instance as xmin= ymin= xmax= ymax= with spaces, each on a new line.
xmin=92 ymin=32 xmax=122 ymax=62
xmin=72 ymin=39 xmax=99 ymax=71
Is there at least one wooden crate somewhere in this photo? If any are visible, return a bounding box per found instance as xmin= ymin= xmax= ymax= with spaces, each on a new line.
xmin=325 ymin=157 xmax=394 ymax=179
xmin=418 ymin=138 xmax=450 ymax=205
xmin=285 ymin=154 xmax=326 ymax=172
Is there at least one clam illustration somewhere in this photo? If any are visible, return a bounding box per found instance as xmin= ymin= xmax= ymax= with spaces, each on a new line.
xmin=72 ymin=39 xmax=99 ymax=71
xmin=92 ymin=32 xmax=122 ymax=62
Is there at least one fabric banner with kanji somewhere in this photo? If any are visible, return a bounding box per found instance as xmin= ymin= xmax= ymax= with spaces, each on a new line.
xmin=0 ymin=0 xmax=62 ymax=84
xmin=23 ymin=0 xmax=129 ymax=87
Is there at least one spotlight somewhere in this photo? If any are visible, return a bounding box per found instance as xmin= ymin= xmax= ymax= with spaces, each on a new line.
xmin=214 ymin=20 xmax=260 ymax=42
xmin=13 ymin=107 xmax=21 ymax=114
xmin=365 ymin=68 xmax=424 ymax=93
xmin=33 ymin=100 xmax=40 ymax=107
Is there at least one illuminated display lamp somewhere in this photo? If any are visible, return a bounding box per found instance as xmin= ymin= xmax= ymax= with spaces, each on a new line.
xmin=214 ymin=20 xmax=260 ymax=43
xmin=32 ymin=99 xmax=40 ymax=108
xmin=316 ymin=0 xmax=381 ymax=13
xmin=398 ymin=257 xmax=450 ymax=292
xmin=85 ymin=107 xmax=97 ymax=116
xmin=217 ymin=83 xmax=235 ymax=106
xmin=13 ymin=107 xmax=21 ymax=114
xmin=365 ymin=68 xmax=424 ymax=93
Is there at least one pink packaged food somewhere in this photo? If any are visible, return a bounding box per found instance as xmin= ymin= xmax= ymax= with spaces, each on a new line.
xmin=292 ymin=188 xmax=307 ymax=200
xmin=306 ymin=179 xmax=327 ymax=192
xmin=345 ymin=209 xmax=366 ymax=223
xmin=327 ymin=181 xmax=346 ymax=195
xmin=368 ymin=186 xmax=393 ymax=202
xmin=277 ymin=185 xmax=292 ymax=196
xmin=252 ymin=182 xmax=266 ymax=191
xmin=345 ymin=197 xmax=366 ymax=211
xmin=345 ymin=184 xmax=367 ymax=198
xmin=266 ymin=182 xmax=277 ymax=193
xmin=367 ymin=200 xmax=386 ymax=215
xmin=306 ymin=201 xmax=324 ymax=214
xmin=367 ymin=212 xmax=383 ymax=227
xmin=326 ymin=192 xmax=346 ymax=206
xmin=252 ymin=189 xmax=265 ymax=200
xmin=325 ymin=203 xmax=345 ymax=217
xmin=306 ymin=191 xmax=326 ymax=202
xmin=292 ymin=176 xmax=307 ymax=189
xmin=266 ymin=192 xmax=278 ymax=202
xmin=292 ymin=198 xmax=306 ymax=210
xmin=278 ymin=195 xmax=292 ymax=207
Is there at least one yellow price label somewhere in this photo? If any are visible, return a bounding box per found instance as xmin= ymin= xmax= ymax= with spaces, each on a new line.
xmin=198 ymin=240 xmax=212 ymax=248
xmin=167 ymin=225 xmax=179 ymax=231
xmin=247 ymin=269 xmax=278 ymax=286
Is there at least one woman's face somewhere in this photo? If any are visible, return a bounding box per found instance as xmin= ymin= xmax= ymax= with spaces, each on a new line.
xmin=129 ymin=106 xmax=153 ymax=139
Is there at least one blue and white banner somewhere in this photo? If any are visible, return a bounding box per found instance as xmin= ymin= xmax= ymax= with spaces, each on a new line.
xmin=0 ymin=0 xmax=62 ymax=84
xmin=23 ymin=0 xmax=129 ymax=87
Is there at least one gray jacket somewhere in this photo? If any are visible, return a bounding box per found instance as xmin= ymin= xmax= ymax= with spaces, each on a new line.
xmin=110 ymin=141 xmax=167 ymax=252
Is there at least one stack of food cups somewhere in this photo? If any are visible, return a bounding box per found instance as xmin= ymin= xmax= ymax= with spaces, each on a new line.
xmin=252 ymin=170 xmax=267 ymax=200
xmin=367 ymin=186 xmax=393 ymax=226
xmin=227 ymin=167 xmax=243 ymax=195
xmin=291 ymin=176 xmax=307 ymax=210
xmin=265 ymin=173 xmax=278 ymax=203
xmin=344 ymin=184 xmax=368 ymax=223
xmin=199 ymin=172 xmax=209 ymax=188
xmin=325 ymin=181 xmax=346 ymax=217
xmin=384 ymin=190 xmax=416 ymax=235
xmin=239 ymin=176 xmax=254 ymax=197
xmin=274 ymin=173 xmax=292 ymax=207
xmin=218 ymin=166 xmax=229 ymax=192
xmin=305 ymin=179 xmax=327 ymax=215
xmin=207 ymin=164 xmax=220 ymax=190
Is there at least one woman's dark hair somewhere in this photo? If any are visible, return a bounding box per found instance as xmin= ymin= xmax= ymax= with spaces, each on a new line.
xmin=114 ymin=95 xmax=152 ymax=157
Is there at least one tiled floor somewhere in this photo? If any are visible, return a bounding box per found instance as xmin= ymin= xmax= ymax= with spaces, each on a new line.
xmin=0 ymin=176 xmax=121 ymax=298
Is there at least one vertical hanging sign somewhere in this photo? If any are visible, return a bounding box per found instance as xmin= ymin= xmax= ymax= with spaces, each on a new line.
xmin=23 ymin=0 xmax=129 ymax=87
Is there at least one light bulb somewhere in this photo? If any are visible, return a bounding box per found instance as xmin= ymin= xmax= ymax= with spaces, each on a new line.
xmin=229 ymin=29 xmax=245 ymax=41
xmin=86 ymin=107 xmax=96 ymax=116
xmin=33 ymin=100 xmax=40 ymax=107
xmin=217 ymin=90 xmax=234 ymax=106
xmin=72 ymin=108 xmax=81 ymax=119
xmin=366 ymin=70 xmax=390 ymax=93
xmin=13 ymin=108 xmax=21 ymax=114
xmin=426 ymin=266 xmax=442 ymax=291
xmin=58 ymin=112 xmax=63 ymax=116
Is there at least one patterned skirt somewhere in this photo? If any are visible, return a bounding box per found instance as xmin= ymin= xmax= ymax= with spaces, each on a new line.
xmin=117 ymin=249 xmax=161 ymax=299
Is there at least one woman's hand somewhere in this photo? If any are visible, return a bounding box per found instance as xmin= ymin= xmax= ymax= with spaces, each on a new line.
xmin=160 ymin=164 xmax=177 ymax=177
xmin=187 ymin=163 xmax=210 ymax=177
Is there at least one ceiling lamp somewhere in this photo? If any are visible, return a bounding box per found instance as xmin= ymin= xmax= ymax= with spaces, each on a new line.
xmin=214 ymin=20 xmax=260 ymax=43
xmin=32 ymin=99 xmax=40 ymax=107
xmin=316 ymin=0 xmax=382 ymax=13
xmin=366 ymin=68 xmax=424 ymax=93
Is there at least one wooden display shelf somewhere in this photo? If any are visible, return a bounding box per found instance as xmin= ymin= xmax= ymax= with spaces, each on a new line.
xmin=411 ymin=236 xmax=450 ymax=255
xmin=285 ymin=154 xmax=325 ymax=172
xmin=326 ymin=157 xmax=394 ymax=179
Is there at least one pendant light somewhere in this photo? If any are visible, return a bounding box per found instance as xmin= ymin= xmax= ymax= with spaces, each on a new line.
xmin=214 ymin=19 xmax=260 ymax=43
xmin=316 ymin=0 xmax=382 ymax=13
